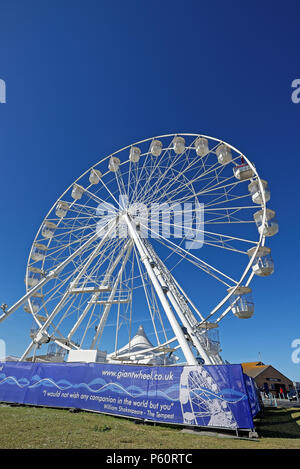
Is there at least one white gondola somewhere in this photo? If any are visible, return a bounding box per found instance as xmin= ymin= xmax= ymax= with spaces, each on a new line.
xmin=71 ymin=184 xmax=85 ymax=200
xmin=248 ymin=179 xmax=270 ymax=204
xmin=129 ymin=146 xmax=141 ymax=163
xmin=216 ymin=144 xmax=232 ymax=165
xmin=108 ymin=156 xmax=121 ymax=172
xmin=247 ymin=246 xmax=274 ymax=277
xmin=31 ymin=243 xmax=47 ymax=262
xmin=194 ymin=137 xmax=209 ymax=157
xmin=253 ymin=208 xmax=278 ymax=237
xmin=55 ymin=201 xmax=69 ymax=218
xmin=30 ymin=325 xmax=39 ymax=340
xmin=201 ymin=328 xmax=220 ymax=356
xmin=26 ymin=267 xmax=43 ymax=287
xmin=172 ymin=136 xmax=185 ymax=154
xmin=233 ymin=163 xmax=254 ymax=180
xmin=150 ymin=139 xmax=162 ymax=157
xmin=24 ymin=296 xmax=42 ymax=314
xmin=47 ymin=343 xmax=66 ymax=362
xmin=227 ymin=286 xmax=254 ymax=319
xmin=42 ymin=221 xmax=57 ymax=239
xmin=89 ymin=169 xmax=102 ymax=184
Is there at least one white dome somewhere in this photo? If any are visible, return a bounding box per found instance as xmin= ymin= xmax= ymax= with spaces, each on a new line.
xmin=110 ymin=325 xmax=154 ymax=357
xmin=107 ymin=325 xmax=176 ymax=365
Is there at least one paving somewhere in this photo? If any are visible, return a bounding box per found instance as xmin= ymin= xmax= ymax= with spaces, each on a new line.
xmin=263 ymin=398 xmax=300 ymax=409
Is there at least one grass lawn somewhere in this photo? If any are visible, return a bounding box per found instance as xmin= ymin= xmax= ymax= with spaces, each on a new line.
xmin=0 ymin=404 xmax=299 ymax=449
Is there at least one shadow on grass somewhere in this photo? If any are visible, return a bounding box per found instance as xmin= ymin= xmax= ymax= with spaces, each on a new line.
xmin=254 ymin=408 xmax=300 ymax=439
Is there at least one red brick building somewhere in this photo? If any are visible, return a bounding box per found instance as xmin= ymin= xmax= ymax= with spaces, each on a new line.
xmin=242 ymin=361 xmax=293 ymax=397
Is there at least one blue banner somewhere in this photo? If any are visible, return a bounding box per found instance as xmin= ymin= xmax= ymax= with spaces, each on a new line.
xmin=243 ymin=373 xmax=261 ymax=417
xmin=0 ymin=362 xmax=259 ymax=430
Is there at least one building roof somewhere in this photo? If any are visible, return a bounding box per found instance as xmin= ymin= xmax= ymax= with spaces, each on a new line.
xmin=106 ymin=325 xmax=177 ymax=365
xmin=241 ymin=361 xmax=293 ymax=384
xmin=4 ymin=355 xmax=20 ymax=362
xmin=241 ymin=361 xmax=270 ymax=378
xmin=107 ymin=325 xmax=154 ymax=358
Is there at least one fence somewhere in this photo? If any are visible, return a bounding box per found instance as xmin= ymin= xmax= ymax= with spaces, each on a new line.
xmin=0 ymin=362 xmax=260 ymax=430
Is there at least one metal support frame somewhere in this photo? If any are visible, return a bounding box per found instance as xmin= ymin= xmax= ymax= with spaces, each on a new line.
xmin=68 ymin=239 xmax=132 ymax=343
xmin=19 ymin=219 xmax=117 ymax=360
xmin=124 ymin=213 xmax=198 ymax=366
xmin=0 ymin=219 xmax=116 ymax=324
xmin=142 ymin=239 xmax=214 ymax=364
xmin=90 ymin=241 xmax=133 ymax=348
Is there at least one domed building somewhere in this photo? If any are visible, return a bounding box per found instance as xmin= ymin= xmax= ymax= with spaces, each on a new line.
xmin=107 ymin=325 xmax=178 ymax=365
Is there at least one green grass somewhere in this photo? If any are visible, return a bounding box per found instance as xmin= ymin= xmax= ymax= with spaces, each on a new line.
xmin=0 ymin=405 xmax=299 ymax=449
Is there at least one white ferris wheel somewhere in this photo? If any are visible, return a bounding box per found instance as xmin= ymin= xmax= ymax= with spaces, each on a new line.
xmin=0 ymin=133 xmax=278 ymax=365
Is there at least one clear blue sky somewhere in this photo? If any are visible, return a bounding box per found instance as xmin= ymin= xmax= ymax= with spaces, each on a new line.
xmin=0 ymin=0 xmax=299 ymax=381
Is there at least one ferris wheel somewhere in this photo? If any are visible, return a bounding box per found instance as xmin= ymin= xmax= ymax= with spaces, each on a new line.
xmin=0 ymin=133 xmax=278 ymax=365
xmin=179 ymin=366 xmax=237 ymax=428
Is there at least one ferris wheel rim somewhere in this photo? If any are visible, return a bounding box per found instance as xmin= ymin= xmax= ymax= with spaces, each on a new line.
xmin=23 ymin=132 xmax=269 ymax=360
xmin=26 ymin=131 xmax=266 ymax=272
